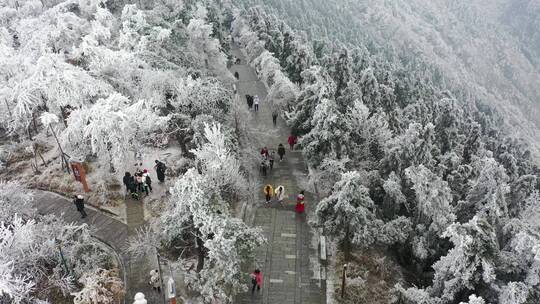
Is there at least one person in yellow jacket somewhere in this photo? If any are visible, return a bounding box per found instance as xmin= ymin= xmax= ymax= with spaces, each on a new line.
xmin=263 ymin=184 xmax=274 ymax=203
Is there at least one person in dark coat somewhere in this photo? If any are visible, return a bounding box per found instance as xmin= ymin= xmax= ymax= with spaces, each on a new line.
xmin=128 ymin=178 xmax=139 ymax=200
xmin=277 ymin=144 xmax=286 ymax=161
xmin=74 ymin=195 xmax=87 ymax=218
xmin=260 ymin=159 xmax=268 ymax=177
xmin=123 ymin=172 xmax=132 ymax=192
xmin=272 ymin=109 xmax=278 ymax=126
xmin=245 ymin=94 xmax=251 ymax=109
xmin=268 ymin=151 xmax=275 ymax=170
xmin=154 ymin=160 xmax=166 ymax=183
xmin=134 ymin=170 xmax=143 ymax=192
xmin=234 ymin=71 xmax=239 ymax=79
xmin=246 ymin=95 xmax=253 ymax=110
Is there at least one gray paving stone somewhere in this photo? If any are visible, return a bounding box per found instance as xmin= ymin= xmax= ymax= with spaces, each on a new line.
xmin=230 ymin=46 xmax=324 ymax=304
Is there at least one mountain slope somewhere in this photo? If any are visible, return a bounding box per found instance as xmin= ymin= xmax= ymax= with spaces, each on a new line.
xmin=237 ymin=0 xmax=540 ymax=154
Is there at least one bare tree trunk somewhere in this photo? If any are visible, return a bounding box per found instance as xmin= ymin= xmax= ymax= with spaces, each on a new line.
xmin=196 ymin=236 xmax=205 ymax=272
xmin=343 ymin=226 xmax=351 ymax=262
xmin=32 ymin=112 xmax=38 ymax=134
xmin=60 ymin=106 xmax=68 ymax=127
xmin=31 ymin=153 xmax=39 ymax=174
xmin=49 ymin=124 xmax=70 ymax=173
xmin=4 ymin=99 xmax=12 ymax=119
xmin=33 ymin=143 xmax=47 ymax=169
xmin=37 ymin=148 xmax=47 ymax=167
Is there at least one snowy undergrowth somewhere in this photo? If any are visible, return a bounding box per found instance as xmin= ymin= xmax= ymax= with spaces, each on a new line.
xmin=332 ymin=249 xmax=405 ymax=304
xmin=0 ymin=181 xmax=123 ymax=303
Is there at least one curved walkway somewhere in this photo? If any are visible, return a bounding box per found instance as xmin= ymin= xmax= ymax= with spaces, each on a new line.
xmin=230 ymin=46 xmax=326 ymax=304
xmin=31 ymin=190 xmax=163 ymax=304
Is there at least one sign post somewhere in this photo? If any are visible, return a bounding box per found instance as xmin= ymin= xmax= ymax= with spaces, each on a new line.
xmin=166 ymin=277 xmax=176 ymax=304
xmin=71 ymin=162 xmax=90 ymax=192
xmin=341 ymin=264 xmax=347 ymax=299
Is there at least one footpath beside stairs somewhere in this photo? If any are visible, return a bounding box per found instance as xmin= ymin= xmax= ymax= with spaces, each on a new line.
xmin=31 ymin=190 xmax=164 ymax=304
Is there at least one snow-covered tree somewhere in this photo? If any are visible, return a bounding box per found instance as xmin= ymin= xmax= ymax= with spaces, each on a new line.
xmin=72 ymin=268 xmax=124 ymax=304
xmin=313 ymin=171 xmax=411 ymax=259
xmin=400 ymin=216 xmax=499 ymax=303
xmin=0 ymin=212 xmax=118 ymax=303
xmin=406 ymin=165 xmax=455 ymax=234
xmin=288 ymin=65 xmax=336 ymax=135
xmin=344 ymin=99 xmax=392 ymax=165
xmin=300 ymin=98 xmax=347 ymax=167
xmin=382 ymin=171 xmax=407 ymax=217
xmin=61 ymin=94 xmax=168 ymax=171
xmin=0 ymin=180 xmax=34 ymax=222
xmin=186 ymin=5 xmax=230 ymax=78
xmin=382 ymin=122 xmax=437 ymax=176
xmin=460 ymin=295 xmax=486 ymax=304
xmin=158 ymin=168 xmax=264 ymax=303
xmin=191 ymin=123 xmax=247 ymax=198
xmin=405 ymin=165 xmax=456 ymax=261
xmin=464 ymin=156 xmax=510 ymax=221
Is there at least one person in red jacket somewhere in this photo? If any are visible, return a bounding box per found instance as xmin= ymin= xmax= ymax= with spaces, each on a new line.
xmin=250 ymin=269 xmax=263 ymax=294
xmin=295 ymin=190 xmax=305 ymax=213
xmin=288 ymin=134 xmax=297 ymax=150
xmin=260 ymin=146 xmax=269 ymax=158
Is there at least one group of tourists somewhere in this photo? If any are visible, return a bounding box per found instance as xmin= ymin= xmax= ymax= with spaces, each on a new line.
xmin=249 ymin=190 xmax=306 ymax=294
xmin=122 ymin=160 xmax=167 ymax=200
xmin=259 ymin=138 xmax=306 ymax=213
xmin=123 ymin=169 xmax=152 ymax=200
xmin=259 ymin=146 xmax=275 ymax=176
xmin=245 ymin=94 xmax=260 ymax=111
xmin=263 ymin=184 xmax=286 ymax=205
xmin=259 ymin=134 xmax=297 ymax=177
xmin=263 ymin=185 xmax=306 ymax=214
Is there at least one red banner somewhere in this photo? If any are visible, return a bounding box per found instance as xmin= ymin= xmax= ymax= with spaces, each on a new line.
xmin=71 ymin=162 xmax=90 ymax=192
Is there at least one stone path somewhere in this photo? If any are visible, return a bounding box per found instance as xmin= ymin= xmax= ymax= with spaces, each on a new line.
xmin=31 ymin=190 xmax=164 ymax=304
xmin=230 ymin=46 xmax=325 ymax=304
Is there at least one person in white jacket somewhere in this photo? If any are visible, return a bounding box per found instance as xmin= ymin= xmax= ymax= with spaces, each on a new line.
xmin=253 ymin=95 xmax=260 ymax=112
xmin=275 ymin=185 xmax=285 ymax=206
xmin=142 ymin=169 xmax=152 ymax=195
xmin=149 ymin=269 xmax=161 ymax=293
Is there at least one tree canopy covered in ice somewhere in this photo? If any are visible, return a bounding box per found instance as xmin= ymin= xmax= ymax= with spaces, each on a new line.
xmin=232 ymin=4 xmax=540 ymax=303
xmin=236 ymin=0 xmax=540 ymax=155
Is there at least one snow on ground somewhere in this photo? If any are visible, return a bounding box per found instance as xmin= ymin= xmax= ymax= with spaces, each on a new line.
xmin=0 ymin=133 xmax=184 ymax=223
